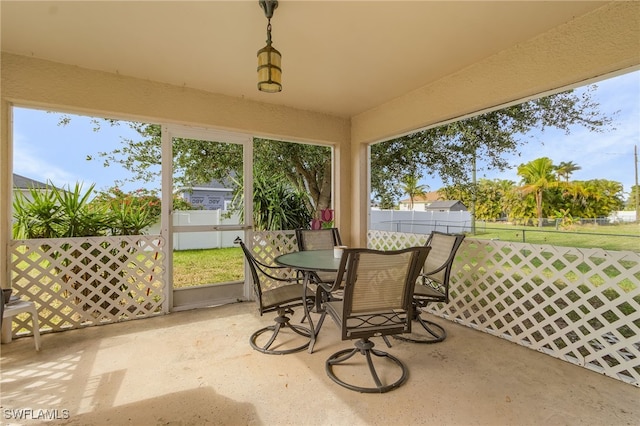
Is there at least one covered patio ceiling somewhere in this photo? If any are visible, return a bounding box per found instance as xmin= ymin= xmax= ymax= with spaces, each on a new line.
xmin=1 ymin=1 xmax=639 ymax=252
xmin=0 ymin=1 xmax=629 ymax=119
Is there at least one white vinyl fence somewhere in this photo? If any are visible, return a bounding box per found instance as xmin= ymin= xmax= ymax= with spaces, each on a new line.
xmin=370 ymin=209 xmax=472 ymax=234
xmin=147 ymin=210 xmax=241 ymax=250
xmin=609 ymin=210 xmax=637 ymax=223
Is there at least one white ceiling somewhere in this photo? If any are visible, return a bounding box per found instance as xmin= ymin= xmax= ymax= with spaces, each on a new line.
xmin=1 ymin=1 xmax=607 ymax=118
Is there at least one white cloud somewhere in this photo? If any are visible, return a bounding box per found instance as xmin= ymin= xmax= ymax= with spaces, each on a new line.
xmin=12 ymin=134 xmax=80 ymax=188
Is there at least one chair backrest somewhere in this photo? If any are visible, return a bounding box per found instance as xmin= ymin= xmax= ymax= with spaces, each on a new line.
xmin=295 ymin=228 xmax=342 ymax=251
xmin=336 ymin=246 xmax=430 ymax=341
xmin=235 ymin=237 xmax=294 ymax=313
xmin=423 ymin=231 xmax=465 ymax=299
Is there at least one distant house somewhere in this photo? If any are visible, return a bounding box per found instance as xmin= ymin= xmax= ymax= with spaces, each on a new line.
xmin=176 ymin=179 xmax=234 ymax=210
xmin=424 ymin=200 xmax=467 ymax=212
xmin=398 ymin=191 xmax=442 ymax=211
xmin=13 ymin=173 xmax=51 ymax=202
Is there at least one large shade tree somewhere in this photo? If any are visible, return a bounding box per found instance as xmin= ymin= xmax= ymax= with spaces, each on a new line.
xmin=86 ymin=85 xmax=612 ymax=222
xmin=94 ymin=123 xmax=331 ymax=221
xmin=370 ymin=85 xmax=613 ymax=205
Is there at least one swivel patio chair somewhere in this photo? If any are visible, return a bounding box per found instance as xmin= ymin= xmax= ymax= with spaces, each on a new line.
xmin=295 ymin=227 xmax=344 ymax=310
xmin=295 ymin=228 xmax=342 ymax=283
xmin=395 ymin=231 xmax=465 ymax=344
xmin=322 ymin=246 xmax=430 ymax=393
xmin=296 ymin=227 xmax=342 ymax=251
xmin=236 ymin=238 xmax=314 ymax=355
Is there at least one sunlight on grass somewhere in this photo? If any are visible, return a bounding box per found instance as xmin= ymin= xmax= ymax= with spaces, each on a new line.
xmin=473 ymin=222 xmax=640 ymax=252
xmin=172 ymin=247 xmax=244 ymax=288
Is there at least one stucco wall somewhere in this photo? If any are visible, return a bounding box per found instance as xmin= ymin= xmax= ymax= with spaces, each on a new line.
xmin=347 ymin=1 xmax=640 ymax=247
xmin=351 ymin=1 xmax=640 ymax=145
xmin=0 ymin=53 xmax=352 ymax=284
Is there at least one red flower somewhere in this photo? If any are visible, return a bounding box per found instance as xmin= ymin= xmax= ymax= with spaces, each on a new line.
xmin=310 ymin=219 xmax=322 ymax=230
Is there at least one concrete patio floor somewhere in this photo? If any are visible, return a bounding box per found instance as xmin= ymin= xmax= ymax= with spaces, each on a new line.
xmin=1 ymin=301 xmax=638 ymax=426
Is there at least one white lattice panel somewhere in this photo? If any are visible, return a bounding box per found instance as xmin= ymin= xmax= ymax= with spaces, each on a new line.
xmin=9 ymin=236 xmax=166 ymax=335
xmin=251 ymin=231 xmax=298 ymax=285
xmin=369 ymin=230 xmax=640 ymax=387
xmin=8 ymin=230 xmax=639 ymax=387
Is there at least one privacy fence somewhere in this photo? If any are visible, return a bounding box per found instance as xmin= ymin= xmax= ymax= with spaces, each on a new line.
xmin=370 ymin=209 xmax=472 ymax=234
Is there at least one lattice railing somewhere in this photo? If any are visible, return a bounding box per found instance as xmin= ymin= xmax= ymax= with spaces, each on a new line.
xmin=251 ymin=230 xmax=297 ymax=264
xmin=8 ymin=235 xmax=166 ymax=335
xmin=250 ymin=230 xmax=299 ymax=285
xmin=369 ymin=230 xmax=640 ymax=387
xmin=7 ymin=229 xmax=639 ymax=387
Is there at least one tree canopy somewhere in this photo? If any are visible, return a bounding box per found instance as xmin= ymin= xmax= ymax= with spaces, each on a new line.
xmin=86 ymin=84 xmax=613 ymax=224
xmin=96 ymin=125 xmax=331 ymax=219
xmin=437 ymin=157 xmax=625 ymax=225
xmin=370 ymin=85 xmax=614 ymax=205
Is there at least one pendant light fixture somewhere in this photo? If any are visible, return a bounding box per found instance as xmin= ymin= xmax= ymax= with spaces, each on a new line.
xmin=257 ymin=0 xmax=282 ymax=93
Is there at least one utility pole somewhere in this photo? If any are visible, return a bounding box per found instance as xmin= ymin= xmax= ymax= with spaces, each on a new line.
xmin=471 ymin=151 xmax=477 ymax=235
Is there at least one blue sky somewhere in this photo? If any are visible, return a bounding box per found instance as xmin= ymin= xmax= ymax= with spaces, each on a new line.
xmin=13 ymin=110 xmax=157 ymax=193
xmin=12 ymin=70 xmax=640 ymax=198
xmin=422 ymin=69 xmax=640 ymax=197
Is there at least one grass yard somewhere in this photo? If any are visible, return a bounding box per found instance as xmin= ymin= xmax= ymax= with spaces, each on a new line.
xmin=173 ymin=223 xmax=638 ymax=285
xmin=172 ymin=247 xmax=244 ymax=288
xmin=472 ymin=222 xmax=640 ymax=252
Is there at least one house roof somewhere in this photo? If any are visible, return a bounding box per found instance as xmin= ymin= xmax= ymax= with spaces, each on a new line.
xmin=399 ymin=192 xmax=442 ymax=204
xmin=424 ymin=200 xmax=467 ymax=210
xmin=13 ymin=173 xmax=49 ymax=190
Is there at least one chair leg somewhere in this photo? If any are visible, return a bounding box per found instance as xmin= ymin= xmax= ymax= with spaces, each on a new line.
xmin=325 ymin=338 xmax=408 ymax=393
xmin=393 ymin=308 xmax=447 ymax=344
xmin=250 ymin=308 xmax=311 ymax=355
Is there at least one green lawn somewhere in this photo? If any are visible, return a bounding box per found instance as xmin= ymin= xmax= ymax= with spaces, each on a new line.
xmin=173 ymin=247 xmax=244 ymax=288
xmin=472 ymin=222 xmax=640 ymax=252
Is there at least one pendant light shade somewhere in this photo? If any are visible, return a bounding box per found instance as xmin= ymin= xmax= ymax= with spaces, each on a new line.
xmin=257 ymin=34 xmax=282 ymax=92
xmin=257 ymin=0 xmax=282 ymax=93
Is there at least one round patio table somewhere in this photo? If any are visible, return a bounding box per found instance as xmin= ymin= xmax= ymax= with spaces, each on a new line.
xmin=275 ymin=249 xmax=343 ymax=353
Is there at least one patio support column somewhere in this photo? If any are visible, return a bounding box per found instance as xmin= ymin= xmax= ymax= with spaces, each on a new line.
xmin=332 ymin=126 xmax=355 ymax=246
xmin=0 ymin=100 xmax=11 ymax=287
xmin=348 ymin=138 xmax=369 ymax=248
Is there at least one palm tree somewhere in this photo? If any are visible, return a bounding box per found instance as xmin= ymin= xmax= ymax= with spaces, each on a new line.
xmin=517 ymin=157 xmax=558 ymax=227
xmin=400 ymin=173 xmax=429 ymax=210
xmin=555 ymin=161 xmax=581 ymax=183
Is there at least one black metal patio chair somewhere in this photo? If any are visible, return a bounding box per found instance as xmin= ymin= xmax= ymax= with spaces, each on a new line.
xmin=236 ymin=237 xmax=314 ymax=355
xmin=395 ymin=231 xmax=465 ymax=344
xmin=321 ymin=246 xmax=430 ymax=393
xmin=295 ymin=228 xmax=342 ymax=283
xmin=295 ymin=227 xmax=344 ymax=311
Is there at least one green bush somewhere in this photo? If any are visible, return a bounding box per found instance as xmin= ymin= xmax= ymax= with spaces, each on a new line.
xmin=13 ymin=183 xmax=162 ymax=238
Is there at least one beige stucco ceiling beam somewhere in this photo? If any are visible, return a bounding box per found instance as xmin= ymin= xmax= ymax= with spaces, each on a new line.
xmin=351 ymin=1 xmax=640 ymax=146
xmin=1 ymin=53 xmax=350 ymax=147
xmin=347 ymin=1 xmax=640 ymax=247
